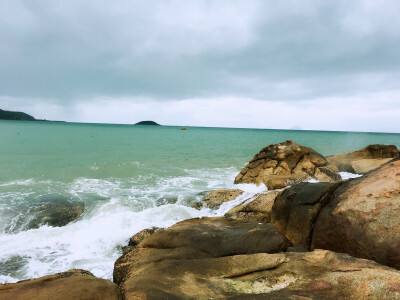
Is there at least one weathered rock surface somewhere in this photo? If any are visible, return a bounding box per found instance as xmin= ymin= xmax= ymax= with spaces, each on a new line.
xmin=271 ymin=182 xmax=343 ymax=250
xmin=235 ymin=140 xmax=341 ymax=189
xmin=327 ymin=144 xmax=399 ymax=173
xmin=114 ymin=217 xmax=290 ymax=298
xmin=311 ymin=158 xmax=400 ymax=269
xmin=0 ymin=269 xmax=119 ymax=300
xmin=203 ymin=189 xmax=244 ymax=208
xmin=225 ymin=191 xmax=279 ymax=223
xmin=351 ymin=157 xmax=394 ymax=174
xmin=115 ymin=243 xmax=400 ymax=299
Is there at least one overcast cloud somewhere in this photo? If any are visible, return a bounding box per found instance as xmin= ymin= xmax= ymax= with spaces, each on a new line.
xmin=1 ymin=0 xmax=400 ymax=132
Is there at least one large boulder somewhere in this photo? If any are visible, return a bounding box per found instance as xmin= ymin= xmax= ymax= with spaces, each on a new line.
xmin=327 ymin=144 xmax=399 ymax=173
xmin=311 ymin=158 xmax=400 ymax=269
xmin=114 ymin=217 xmax=290 ymax=298
xmin=225 ymin=191 xmax=279 ymax=223
xmin=234 ymin=140 xmax=341 ymax=189
xmin=203 ymin=189 xmax=244 ymax=208
xmin=0 ymin=269 xmax=119 ymax=300
xmin=115 ymin=245 xmax=400 ymax=299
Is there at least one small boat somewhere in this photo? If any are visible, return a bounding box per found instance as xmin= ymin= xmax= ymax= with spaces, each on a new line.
xmin=180 ymin=127 xmax=188 ymax=130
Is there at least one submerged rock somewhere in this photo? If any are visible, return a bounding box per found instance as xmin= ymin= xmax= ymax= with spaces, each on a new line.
xmin=5 ymin=196 xmax=85 ymax=233
xmin=0 ymin=269 xmax=119 ymax=300
xmin=203 ymin=189 xmax=244 ymax=208
xmin=113 ymin=217 xmax=290 ymax=298
xmin=327 ymin=144 xmax=399 ymax=173
xmin=225 ymin=191 xmax=279 ymax=223
xmin=234 ymin=140 xmax=341 ymax=190
xmin=27 ymin=199 xmax=85 ymax=229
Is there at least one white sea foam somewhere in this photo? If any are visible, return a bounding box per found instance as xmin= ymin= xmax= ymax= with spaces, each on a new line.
xmin=0 ymin=166 xmax=366 ymax=284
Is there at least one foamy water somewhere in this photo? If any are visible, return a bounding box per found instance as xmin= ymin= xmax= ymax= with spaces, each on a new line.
xmin=0 ymin=169 xmax=360 ymax=284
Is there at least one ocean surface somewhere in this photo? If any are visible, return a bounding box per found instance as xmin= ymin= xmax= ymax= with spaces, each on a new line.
xmin=1 ymin=120 xmax=399 ymax=283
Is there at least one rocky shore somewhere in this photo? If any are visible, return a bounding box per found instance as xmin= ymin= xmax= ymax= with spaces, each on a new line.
xmin=1 ymin=141 xmax=399 ymax=299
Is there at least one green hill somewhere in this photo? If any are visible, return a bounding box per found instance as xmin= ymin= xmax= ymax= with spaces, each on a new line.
xmin=0 ymin=109 xmax=36 ymax=121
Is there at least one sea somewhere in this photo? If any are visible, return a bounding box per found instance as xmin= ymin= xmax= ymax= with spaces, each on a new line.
xmin=1 ymin=120 xmax=399 ymax=284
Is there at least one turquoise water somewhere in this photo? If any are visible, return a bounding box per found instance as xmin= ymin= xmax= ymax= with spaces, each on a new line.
xmin=0 ymin=120 xmax=399 ymax=283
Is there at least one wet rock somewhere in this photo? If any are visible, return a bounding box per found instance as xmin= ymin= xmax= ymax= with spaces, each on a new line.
xmin=27 ymin=200 xmax=85 ymax=229
xmin=113 ymin=217 xmax=290 ymax=297
xmin=225 ymin=191 xmax=279 ymax=223
xmin=115 ymin=246 xmax=400 ymax=299
xmin=311 ymin=158 xmax=400 ymax=269
xmin=203 ymin=189 xmax=244 ymax=208
xmin=327 ymin=144 xmax=399 ymax=173
xmin=0 ymin=269 xmax=119 ymax=300
xmin=235 ymin=140 xmax=341 ymax=189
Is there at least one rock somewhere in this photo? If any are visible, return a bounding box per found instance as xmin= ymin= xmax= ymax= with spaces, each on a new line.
xmin=115 ymin=246 xmax=400 ymax=299
xmin=327 ymin=144 xmax=399 ymax=173
xmin=0 ymin=269 xmax=120 ymax=300
xmin=352 ymin=158 xmax=394 ymax=174
xmin=113 ymin=217 xmax=290 ymax=298
xmin=27 ymin=199 xmax=85 ymax=229
xmin=271 ymin=182 xmax=344 ymax=250
xmin=203 ymin=189 xmax=244 ymax=208
xmin=311 ymin=158 xmax=400 ymax=269
xmin=235 ymin=140 xmax=341 ymax=189
xmin=225 ymin=191 xmax=279 ymax=223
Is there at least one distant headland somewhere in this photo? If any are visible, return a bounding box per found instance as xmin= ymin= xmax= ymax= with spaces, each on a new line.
xmin=134 ymin=121 xmax=160 ymax=126
xmin=0 ymin=109 xmax=64 ymax=122
xmin=0 ymin=109 xmax=36 ymax=121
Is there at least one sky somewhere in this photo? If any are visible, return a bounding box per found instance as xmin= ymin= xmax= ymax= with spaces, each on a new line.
xmin=1 ymin=0 xmax=400 ymax=132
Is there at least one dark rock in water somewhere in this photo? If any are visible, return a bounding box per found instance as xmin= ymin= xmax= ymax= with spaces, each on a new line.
xmin=327 ymin=144 xmax=399 ymax=173
xmin=4 ymin=195 xmax=85 ymax=233
xmin=0 ymin=256 xmax=30 ymax=279
xmin=234 ymin=140 xmax=341 ymax=189
xmin=27 ymin=198 xmax=85 ymax=229
xmin=0 ymin=109 xmax=36 ymax=121
xmin=0 ymin=269 xmax=120 ymax=300
xmin=134 ymin=121 xmax=160 ymax=125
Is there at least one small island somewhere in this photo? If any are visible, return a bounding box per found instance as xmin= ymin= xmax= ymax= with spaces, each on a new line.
xmin=0 ymin=109 xmax=36 ymax=121
xmin=134 ymin=121 xmax=160 ymax=126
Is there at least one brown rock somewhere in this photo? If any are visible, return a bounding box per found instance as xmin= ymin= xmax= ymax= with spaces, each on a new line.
xmin=271 ymin=182 xmax=343 ymax=250
xmin=327 ymin=144 xmax=399 ymax=173
xmin=116 ymin=247 xmax=400 ymax=299
xmin=203 ymin=189 xmax=244 ymax=208
xmin=312 ymin=158 xmax=400 ymax=269
xmin=0 ymin=269 xmax=119 ymax=300
xmin=114 ymin=217 xmax=290 ymax=298
xmin=225 ymin=191 xmax=279 ymax=223
xmin=351 ymin=158 xmax=394 ymax=174
xmin=235 ymin=140 xmax=341 ymax=189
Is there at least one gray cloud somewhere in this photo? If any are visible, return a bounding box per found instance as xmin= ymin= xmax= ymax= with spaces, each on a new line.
xmin=1 ymin=0 xmax=400 ymax=103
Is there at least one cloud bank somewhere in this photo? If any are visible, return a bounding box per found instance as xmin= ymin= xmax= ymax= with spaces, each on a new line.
xmin=1 ymin=0 xmax=400 ymax=132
